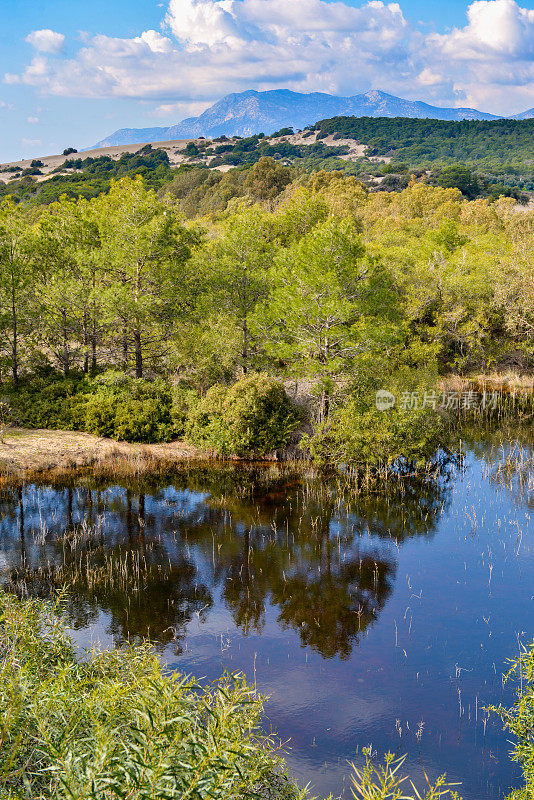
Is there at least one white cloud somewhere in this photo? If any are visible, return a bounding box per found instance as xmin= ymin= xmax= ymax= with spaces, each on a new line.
xmin=26 ymin=29 xmax=65 ymax=54
xmin=433 ymin=0 xmax=534 ymax=57
xmin=427 ymin=0 xmax=534 ymax=110
xmin=27 ymin=116 xmax=39 ymax=124
xmin=5 ymin=0 xmax=534 ymax=116
xmin=134 ymin=30 xmax=173 ymax=53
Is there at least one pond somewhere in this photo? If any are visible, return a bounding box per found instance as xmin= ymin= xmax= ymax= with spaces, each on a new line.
xmin=0 ymin=429 xmax=533 ymax=799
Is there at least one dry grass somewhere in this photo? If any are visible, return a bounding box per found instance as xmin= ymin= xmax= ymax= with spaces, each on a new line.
xmin=0 ymin=428 xmax=205 ymax=479
xmin=440 ymin=372 xmax=534 ymax=395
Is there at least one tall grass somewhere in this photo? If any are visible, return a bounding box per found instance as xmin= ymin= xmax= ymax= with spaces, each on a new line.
xmin=489 ymin=641 xmax=534 ymax=800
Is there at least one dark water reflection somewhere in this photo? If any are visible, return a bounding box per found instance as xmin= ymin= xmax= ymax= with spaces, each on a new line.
xmin=0 ymin=439 xmax=532 ymax=799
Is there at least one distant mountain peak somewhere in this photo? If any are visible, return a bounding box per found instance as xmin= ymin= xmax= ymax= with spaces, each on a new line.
xmin=91 ymin=88 xmax=527 ymax=149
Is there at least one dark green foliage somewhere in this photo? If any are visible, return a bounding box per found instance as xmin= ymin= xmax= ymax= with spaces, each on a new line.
xmin=7 ymin=373 xmax=89 ymax=430
xmin=430 ymin=165 xmax=528 ymax=202
xmin=0 ymin=592 xmax=302 ymax=800
xmin=6 ymin=370 xmax=301 ymax=453
xmin=184 ymin=142 xmax=200 ymax=157
xmin=186 ymin=373 xmax=299 ymax=457
xmin=6 ymin=372 xmax=190 ymax=444
xmin=80 ymin=373 xmax=179 ymax=443
xmin=313 ymin=116 xmax=534 ymax=190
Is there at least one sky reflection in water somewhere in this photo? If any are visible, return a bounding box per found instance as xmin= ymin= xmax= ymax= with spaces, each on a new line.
xmin=0 ymin=436 xmax=533 ymax=799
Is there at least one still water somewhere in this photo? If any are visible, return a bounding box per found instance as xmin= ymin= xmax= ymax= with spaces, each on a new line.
xmin=0 ymin=432 xmax=533 ymax=798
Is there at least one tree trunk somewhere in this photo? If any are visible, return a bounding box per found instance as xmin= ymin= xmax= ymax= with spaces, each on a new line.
xmin=320 ymin=388 xmax=330 ymax=422
xmin=83 ymin=310 xmax=89 ymax=374
xmin=122 ymin=324 xmax=128 ymax=371
xmin=134 ymin=330 xmax=143 ymax=379
xmin=242 ymin=319 xmax=248 ymax=375
xmin=11 ymin=274 xmax=18 ymax=386
xmin=91 ymin=314 xmax=97 ymax=373
xmin=62 ymin=309 xmax=69 ymax=376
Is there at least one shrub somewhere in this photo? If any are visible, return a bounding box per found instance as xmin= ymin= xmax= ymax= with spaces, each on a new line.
xmin=8 ymin=373 xmax=88 ymax=430
xmin=83 ymin=373 xmax=177 ymax=444
xmin=8 ymin=372 xmax=191 ymax=444
xmin=187 ymin=373 xmax=299 ymax=457
xmin=84 ymin=390 xmax=119 ymax=438
xmin=0 ymin=592 xmax=303 ymax=800
xmin=490 ymin=641 xmax=534 ymax=800
xmin=113 ymin=395 xmax=172 ymax=443
xmin=307 ymin=390 xmax=445 ymax=471
xmin=186 ymin=384 xmax=231 ymax=454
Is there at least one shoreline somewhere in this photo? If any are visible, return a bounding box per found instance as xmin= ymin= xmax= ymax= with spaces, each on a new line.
xmin=0 ymin=428 xmax=207 ymax=479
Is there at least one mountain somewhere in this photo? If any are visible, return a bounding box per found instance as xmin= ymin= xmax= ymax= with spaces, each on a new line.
xmin=510 ymin=108 xmax=534 ymax=120
xmin=91 ymin=89 xmax=502 ymax=148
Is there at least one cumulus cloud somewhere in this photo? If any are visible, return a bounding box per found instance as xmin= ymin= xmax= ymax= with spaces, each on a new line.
xmin=433 ymin=0 xmax=534 ymax=57
xmin=6 ymin=0 xmax=534 ymax=115
xmin=26 ymin=29 xmax=65 ymax=53
xmin=427 ymin=0 xmax=534 ymax=110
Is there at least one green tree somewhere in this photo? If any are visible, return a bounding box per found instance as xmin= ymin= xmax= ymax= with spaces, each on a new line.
xmin=203 ymin=206 xmax=276 ymax=374
xmin=244 ymin=156 xmax=291 ymax=204
xmin=0 ymin=199 xmax=34 ymax=384
xmin=95 ymin=177 xmax=199 ymax=378
xmin=253 ymin=218 xmax=399 ymax=418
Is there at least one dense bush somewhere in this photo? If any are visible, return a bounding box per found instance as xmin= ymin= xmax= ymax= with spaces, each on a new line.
xmin=85 ymin=373 xmax=177 ymax=443
xmin=7 ymin=372 xmax=189 ymax=445
xmin=0 ymin=592 xmax=303 ymax=800
xmin=7 ymin=373 xmax=89 ymax=430
xmin=6 ymin=372 xmax=299 ymax=453
xmin=186 ymin=373 xmax=299 ymax=457
xmin=307 ymin=388 xmax=445 ymax=471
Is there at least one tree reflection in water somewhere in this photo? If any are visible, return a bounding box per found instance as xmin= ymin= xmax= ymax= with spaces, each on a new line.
xmin=0 ymin=462 xmax=457 ymax=659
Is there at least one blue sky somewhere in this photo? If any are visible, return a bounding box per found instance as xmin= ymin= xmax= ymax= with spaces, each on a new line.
xmin=1 ymin=0 xmax=533 ymax=162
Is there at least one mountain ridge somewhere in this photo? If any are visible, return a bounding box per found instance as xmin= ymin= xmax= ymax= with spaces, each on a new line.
xmin=91 ymin=89 xmax=523 ymax=148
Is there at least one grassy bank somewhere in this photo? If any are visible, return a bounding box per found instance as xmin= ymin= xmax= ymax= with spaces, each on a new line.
xmin=0 ymin=428 xmax=204 ymax=478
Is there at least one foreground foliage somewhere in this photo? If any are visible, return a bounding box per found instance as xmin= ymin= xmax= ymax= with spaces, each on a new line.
xmin=0 ymin=592 xmax=304 ymax=800
xmin=0 ymin=592 xmax=465 ymax=800
xmin=490 ymin=641 xmax=534 ymax=800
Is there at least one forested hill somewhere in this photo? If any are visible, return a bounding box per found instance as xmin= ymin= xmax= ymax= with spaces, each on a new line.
xmin=1 ymin=117 xmax=533 ymax=207
xmin=313 ymin=117 xmax=534 ymax=167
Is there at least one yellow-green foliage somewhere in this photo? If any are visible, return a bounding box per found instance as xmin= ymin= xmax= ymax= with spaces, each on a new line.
xmin=490 ymin=641 xmax=534 ymax=800
xmin=1 ymin=175 xmax=533 ymax=465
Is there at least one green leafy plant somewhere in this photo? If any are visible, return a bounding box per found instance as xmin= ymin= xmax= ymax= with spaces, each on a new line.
xmin=0 ymin=592 xmax=305 ymax=800
xmin=349 ymin=749 xmax=462 ymax=800
xmin=489 ymin=641 xmax=534 ymax=800
xmin=186 ymin=373 xmax=299 ymax=457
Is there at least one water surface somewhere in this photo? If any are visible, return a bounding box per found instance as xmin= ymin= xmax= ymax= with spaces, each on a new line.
xmin=1 ymin=434 xmax=533 ymax=798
